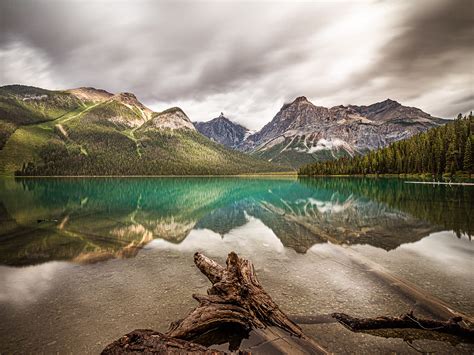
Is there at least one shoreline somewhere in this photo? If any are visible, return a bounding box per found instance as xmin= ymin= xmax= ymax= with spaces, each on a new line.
xmin=2 ymin=172 xmax=472 ymax=181
xmin=1 ymin=172 xmax=297 ymax=179
xmin=405 ymin=181 xmax=474 ymax=186
xmin=298 ymin=173 xmax=473 ymax=179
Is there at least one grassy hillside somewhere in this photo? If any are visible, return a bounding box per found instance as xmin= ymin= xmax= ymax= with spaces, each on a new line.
xmin=0 ymin=85 xmax=290 ymax=176
xmin=0 ymin=85 xmax=85 ymax=148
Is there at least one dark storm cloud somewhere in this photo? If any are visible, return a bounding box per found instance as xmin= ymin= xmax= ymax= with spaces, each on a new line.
xmin=0 ymin=0 xmax=472 ymax=129
xmin=1 ymin=0 xmax=327 ymax=100
xmin=371 ymin=0 xmax=473 ymax=79
xmin=0 ymin=0 xmax=98 ymax=61
xmin=341 ymin=0 xmax=473 ymax=118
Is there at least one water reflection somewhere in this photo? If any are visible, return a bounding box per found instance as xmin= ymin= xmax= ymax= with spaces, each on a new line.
xmin=0 ymin=261 xmax=71 ymax=304
xmin=0 ymin=177 xmax=472 ymax=266
xmin=150 ymin=215 xmax=286 ymax=254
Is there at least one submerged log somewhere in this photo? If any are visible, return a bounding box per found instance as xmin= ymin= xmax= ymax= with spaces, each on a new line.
xmin=332 ymin=311 xmax=474 ymax=340
xmin=329 ymin=247 xmax=474 ymax=325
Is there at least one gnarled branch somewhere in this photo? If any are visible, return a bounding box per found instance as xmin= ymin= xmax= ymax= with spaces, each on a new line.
xmin=166 ymin=251 xmax=304 ymax=339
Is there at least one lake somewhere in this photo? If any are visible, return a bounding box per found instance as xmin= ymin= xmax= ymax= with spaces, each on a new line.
xmin=0 ymin=177 xmax=472 ymax=353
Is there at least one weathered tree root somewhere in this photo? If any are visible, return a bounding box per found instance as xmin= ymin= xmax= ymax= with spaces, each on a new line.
xmin=332 ymin=311 xmax=474 ymax=341
xmin=102 ymin=252 xmax=328 ymax=354
xmin=167 ymin=252 xmax=304 ymax=339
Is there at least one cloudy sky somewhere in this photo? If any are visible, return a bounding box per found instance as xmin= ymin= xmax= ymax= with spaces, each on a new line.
xmin=1 ymin=0 xmax=472 ymax=130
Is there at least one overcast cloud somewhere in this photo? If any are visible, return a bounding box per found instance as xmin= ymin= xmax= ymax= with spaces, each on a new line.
xmin=1 ymin=0 xmax=472 ymax=130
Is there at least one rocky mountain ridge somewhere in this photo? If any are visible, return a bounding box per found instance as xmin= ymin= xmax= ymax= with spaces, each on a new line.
xmin=194 ymin=113 xmax=250 ymax=148
xmin=199 ymin=96 xmax=445 ymax=168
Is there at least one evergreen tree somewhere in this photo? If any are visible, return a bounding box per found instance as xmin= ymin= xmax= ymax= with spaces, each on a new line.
xmin=445 ymin=140 xmax=458 ymax=174
xmin=464 ymin=137 xmax=472 ymax=173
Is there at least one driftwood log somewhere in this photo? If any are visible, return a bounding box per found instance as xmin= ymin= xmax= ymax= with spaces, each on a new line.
xmin=102 ymin=252 xmax=473 ymax=353
xmin=103 ymin=252 xmax=328 ymax=354
xmin=167 ymin=252 xmax=302 ymax=338
xmin=332 ymin=311 xmax=474 ymax=341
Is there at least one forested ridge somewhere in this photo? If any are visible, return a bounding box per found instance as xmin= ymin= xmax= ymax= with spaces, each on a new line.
xmin=15 ymin=130 xmax=287 ymax=176
xmin=299 ymin=114 xmax=473 ymax=176
xmin=0 ymin=85 xmax=289 ymax=176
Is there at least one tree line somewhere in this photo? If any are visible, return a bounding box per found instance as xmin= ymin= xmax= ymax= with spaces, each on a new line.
xmin=299 ymin=114 xmax=473 ymax=176
xmin=16 ymin=129 xmax=285 ymax=176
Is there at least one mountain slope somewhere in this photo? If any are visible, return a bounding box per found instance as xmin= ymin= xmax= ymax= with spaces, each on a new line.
xmin=0 ymin=85 xmax=288 ymax=176
xmin=0 ymin=85 xmax=88 ymax=149
xmin=194 ymin=113 xmax=250 ymax=149
xmin=299 ymin=114 xmax=473 ymax=176
xmin=239 ymin=97 xmax=445 ymax=168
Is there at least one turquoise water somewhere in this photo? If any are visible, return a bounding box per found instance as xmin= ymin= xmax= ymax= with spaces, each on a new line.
xmin=0 ymin=177 xmax=473 ymax=353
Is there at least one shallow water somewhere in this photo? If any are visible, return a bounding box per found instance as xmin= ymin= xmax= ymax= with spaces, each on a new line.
xmin=0 ymin=177 xmax=472 ymax=353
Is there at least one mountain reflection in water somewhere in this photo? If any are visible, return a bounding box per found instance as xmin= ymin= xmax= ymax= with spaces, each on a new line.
xmin=0 ymin=177 xmax=471 ymax=266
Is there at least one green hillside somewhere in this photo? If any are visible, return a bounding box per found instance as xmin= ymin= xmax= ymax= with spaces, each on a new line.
xmin=0 ymin=85 xmax=86 ymax=149
xmin=299 ymin=114 xmax=473 ymax=176
xmin=0 ymin=85 xmax=290 ymax=176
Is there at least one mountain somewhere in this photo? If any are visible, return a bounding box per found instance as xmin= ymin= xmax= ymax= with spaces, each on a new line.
xmin=240 ymin=97 xmax=445 ymax=168
xmin=300 ymin=114 xmax=473 ymax=176
xmin=0 ymin=85 xmax=288 ymax=176
xmin=194 ymin=113 xmax=251 ymax=149
xmin=143 ymin=107 xmax=195 ymax=131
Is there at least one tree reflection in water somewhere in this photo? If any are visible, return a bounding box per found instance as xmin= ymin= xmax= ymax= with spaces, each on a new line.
xmin=0 ymin=177 xmax=471 ymax=266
